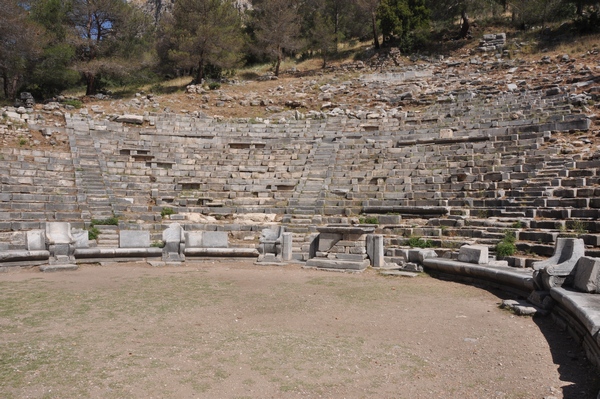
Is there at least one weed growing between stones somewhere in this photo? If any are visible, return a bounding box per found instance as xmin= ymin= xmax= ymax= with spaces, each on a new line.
xmin=495 ymin=230 xmax=517 ymax=258
xmin=359 ymin=216 xmax=379 ymax=224
xmin=63 ymin=99 xmax=83 ymax=109
xmin=88 ymin=226 xmax=100 ymax=240
xmin=161 ymin=207 xmax=175 ymax=218
xmin=407 ymin=236 xmax=433 ymax=248
xmin=567 ymin=220 xmax=588 ymax=237
xmin=88 ymin=216 xmax=118 ymax=240
xmin=91 ymin=216 xmax=119 ymax=226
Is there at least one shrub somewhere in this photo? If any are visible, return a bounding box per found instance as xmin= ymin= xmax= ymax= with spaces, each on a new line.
xmin=208 ymin=82 xmax=221 ymax=90
xmin=359 ymin=216 xmax=379 ymax=224
xmin=88 ymin=226 xmax=100 ymax=240
xmin=495 ymin=230 xmax=516 ymax=258
xmin=91 ymin=217 xmax=119 ymax=226
xmin=63 ymin=99 xmax=82 ymax=109
xmin=150 ymin=240 xmax=165 ymax=248
xmin=495 ymin=241 xmax=516 ymax=258
xmin=161 ymin=207 xmax=175 ymax=218
xmin=407 ymin=236 xmax=432 ymax=248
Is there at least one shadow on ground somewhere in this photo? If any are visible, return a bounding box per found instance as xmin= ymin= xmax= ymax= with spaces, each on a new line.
xmin=534 ymin=315 xmax=600 ymax=399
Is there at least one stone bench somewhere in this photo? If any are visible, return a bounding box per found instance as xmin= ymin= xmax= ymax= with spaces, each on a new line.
xmin=550 ymin=287 xmax=600 ymax=369
xmin=0 ymin=250 xmax=50 ymax=267
xmin=421 ymin=257 xmax=535 ymax=296
xmin=74 ymin=247 xmax=163 ymax=260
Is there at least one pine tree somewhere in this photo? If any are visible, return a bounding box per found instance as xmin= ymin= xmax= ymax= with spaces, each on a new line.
xmin=251 ymin=0 xmax=304 ymax=76
xmin=168 ymin=0 xmax=244 ymax=84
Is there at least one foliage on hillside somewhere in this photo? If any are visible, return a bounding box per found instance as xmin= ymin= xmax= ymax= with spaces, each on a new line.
xmin=1 ymin=0 xmax=599 ymax=101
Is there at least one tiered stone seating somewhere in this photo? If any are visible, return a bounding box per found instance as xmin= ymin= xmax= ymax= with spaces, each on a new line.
xmin=0 ymin=147 xmax=82 ymax=231
xmin=54 ymin=89 xmax=594 ymax=259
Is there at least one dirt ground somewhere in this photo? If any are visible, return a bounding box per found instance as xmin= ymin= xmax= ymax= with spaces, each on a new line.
xmin=0 ymin=260 xmax=598 ymax=399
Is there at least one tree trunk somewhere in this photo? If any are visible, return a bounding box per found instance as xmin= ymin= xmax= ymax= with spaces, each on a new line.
xmin=275 ymin=51 xmax=282 ymax=76
xmin=85 ymin=73 xmax=96 ymax=96
xmin=3 ymin=71 xmax=20 ymax=101
xmin=371 ymin=11 xmax=380 ymax=50
xmin=334 ymin=10 xmax=339 ymax=50
xmin=195 ymin=60 xmax=204 ymax=84
xmin=2 ymin=70 xmax=8 ymax=99
xmin=459 ymin=10 xmax=470 ymax=39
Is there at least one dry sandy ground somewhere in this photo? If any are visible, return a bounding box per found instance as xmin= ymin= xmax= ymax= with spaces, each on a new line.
xmin=0 ymin=260 xmax=598 ymax=399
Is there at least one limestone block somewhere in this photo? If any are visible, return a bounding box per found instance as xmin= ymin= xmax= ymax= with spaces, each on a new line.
xmin=282 ymin=232 xmax=293 ymax=261
xmin=26 ymin=230 xmax=46 ymax=251
xmin=458 ymin=245 xmax=489 ymax=265
xmin=440 ymin=128 xmax=453 ymax=138
xmin=366 ymin=234 xmax=384 ymax=267
xmin=119 ymin=230 xmax=150 ymax=248
xmin=71 ymin=229 xmax=90 ymax=248
xmin=417 ymin=249 xmax=437 ymax=264
xmin=377 ymin=215 xmax=401 ymax=224
xmin=116 ymin=114 xmax=144 ymax=124
xmin=184 ymin=232 xmax=204 ymax=248
xmin=201 ymin=231 xmax=229 ymax=248
xmin=318 ymin=232 xmax=342 ymax=252
xmin=163 ymin=223 xmax=184 ymax=244
xmin=163 ymin=223 xmax=185 ymax=261
xmin=573 ymin=257 xmax=600 ymax=293
xmin=45 ymin=222 xmax=73 ymax=245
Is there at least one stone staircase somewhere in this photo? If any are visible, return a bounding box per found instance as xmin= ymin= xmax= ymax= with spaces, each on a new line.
xmin=68 ymin=120 xmax=114 ymax=220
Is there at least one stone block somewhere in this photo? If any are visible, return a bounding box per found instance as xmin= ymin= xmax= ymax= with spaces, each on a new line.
xmin=46 ymin=222 xmax=73 ymax=245
xmin=417 ymin=249 xmax=437 ymax=264
xmin=201 ymin=231 xmax=228 ymax=248
xmin=163 ymin=223 xmax=184 ymax=243
xmin=282 ymin=232 xmax=293 ymax=261
xmin=72 ymin=229 xmax=90 ymax=248
xmin=119 ymin=230 xmax=150 ymax=248
xmin=573 ymin=257 xmax=600 ymax=293
xmin=458 ymin=245 xmax=489 ymax=264
xmin=115 ymin=114 xmax=144 ymax=124
xmin=378 ymin=215 xmax=402 ymax=224
xmin=318 ymin=232 xmax=342 ymax=252
xmin=366 ymin=234 xmax=384 ymax=267
xmin=163 ymin=223 xmax=184 ymax=261
xmin=26 ymin=230 xmax=46 ymax=251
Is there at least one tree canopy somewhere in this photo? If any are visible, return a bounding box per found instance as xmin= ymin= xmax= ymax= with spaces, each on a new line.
xmin=1 ymin=0 xmax=599 ymax=100
xmin=166 ymin=0 xmax=244 ymax=83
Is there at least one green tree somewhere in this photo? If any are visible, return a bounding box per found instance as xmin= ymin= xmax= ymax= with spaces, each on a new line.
xmin=251 ymin=0 xmax=304 ymax=76
xmin=0 ymin=0 xmax=45 ymax=100
xmin=378 ymin=0 xmax=430 ymax=46
xmin=29 ymin=0 xmax=79 ymax=97
xmin=356 ymin=0 xmax=382 ymax=49
xmin=68 ymin=0 xmax=154 ymax=95
xmin=309 ymin=12 xmax=338 ymax=68
xmin=168 ymin=0 xmax=244 ymax=84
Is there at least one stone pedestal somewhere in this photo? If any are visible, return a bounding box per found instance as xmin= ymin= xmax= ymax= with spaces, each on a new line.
xmin=305 ymin=225 xmax=375 ymax=271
